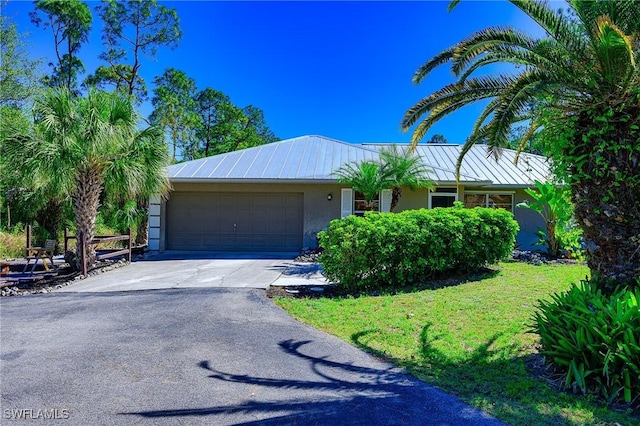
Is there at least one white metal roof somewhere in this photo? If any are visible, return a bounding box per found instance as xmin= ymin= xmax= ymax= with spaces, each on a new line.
xmin=167 ymin=135 xmax=550 ymax=187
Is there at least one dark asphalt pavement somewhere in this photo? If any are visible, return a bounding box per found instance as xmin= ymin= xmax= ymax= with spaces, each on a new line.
xmin=0 ymin=288 xmax=504 ymax=425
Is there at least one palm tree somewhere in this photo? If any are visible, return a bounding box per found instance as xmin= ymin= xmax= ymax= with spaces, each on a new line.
xmin=379 ymin=146 xmax=433 ymax=212
xmin=402 ymin=0 xmax=640 ymax=289
xmin=4 ymin=89 xmax=170 ymax=266
xmin=335 ymin=161 xmax=389 ymax=212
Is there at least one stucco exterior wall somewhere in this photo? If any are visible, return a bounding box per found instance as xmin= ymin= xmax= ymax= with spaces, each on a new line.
xmin=394 ymin=188 xmax=430 ymax=211
xmin=157 ymin=182 xmax=545 ymax=252
xmin=513 ymin=189 xmax=545 ymax=251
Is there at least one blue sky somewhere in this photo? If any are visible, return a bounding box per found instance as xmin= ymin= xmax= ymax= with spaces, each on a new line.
xmin=5 ymin=1 xmax=552 ymax=144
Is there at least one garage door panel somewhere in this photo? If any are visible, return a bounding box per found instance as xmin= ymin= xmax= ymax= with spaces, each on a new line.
xmin=252 ymin=194 xmax=269 ymax=206
xmin=167 ymin=192 xmax=303 ymax=251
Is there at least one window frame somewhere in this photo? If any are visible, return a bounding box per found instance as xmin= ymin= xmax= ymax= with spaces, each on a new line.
xmin=463 ymin=191 xmax=515 ymax=212
xmin=428 ymin=187 xmax=458 ymax=209
xmin=353 ymin=191 xmax=380 ymax=215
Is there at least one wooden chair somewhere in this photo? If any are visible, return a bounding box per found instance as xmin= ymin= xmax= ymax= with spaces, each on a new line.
xmin=23 ymin=239 xmax=57 ymax=273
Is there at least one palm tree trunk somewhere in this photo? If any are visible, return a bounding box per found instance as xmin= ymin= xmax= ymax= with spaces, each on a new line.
xmin=390 ymin=187 xmax=402 ymax=212
xmin=72 ymin=168 xmax=104 ymax=268
xmin=573 ymin=181 xmax=640 ymax=289
xmin=570 ymin=111 xmax=640 ymax=289
xmin=135 ymin=197 xmax=148 ymax=246
xmin=545 ymin=221 xmax=559 ymax=257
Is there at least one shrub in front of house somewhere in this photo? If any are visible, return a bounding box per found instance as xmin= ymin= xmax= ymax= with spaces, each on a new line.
xmin=318 ymin=206 xmax=519 ymax=290
xmin=532 ymin=279 xmax=640 ymax=406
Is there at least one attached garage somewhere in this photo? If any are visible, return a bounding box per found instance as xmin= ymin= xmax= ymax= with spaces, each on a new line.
xmin=166 ymin=192 xmax=303 ymax=252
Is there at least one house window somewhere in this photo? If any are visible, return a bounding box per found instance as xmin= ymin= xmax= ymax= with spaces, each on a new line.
xmin=428 ymin=187 xmax=458 ymax=209
xmin=464 ymin=192 xmax=514 ymax=212
xmin=354 ymin=191 xmax=379 ymax=215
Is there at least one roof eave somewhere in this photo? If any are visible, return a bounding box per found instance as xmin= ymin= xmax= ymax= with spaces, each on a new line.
xmin=475 ymin=183 xmax=540 ymax=189
xmin=169 ymin=177 xmax=498 ymax=186
xmin=169 ymin=177 xmax=339 ymax=184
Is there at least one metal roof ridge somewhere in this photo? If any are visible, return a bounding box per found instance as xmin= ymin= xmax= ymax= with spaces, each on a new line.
xmin=305 ymin=135 xmax=383 ymax=154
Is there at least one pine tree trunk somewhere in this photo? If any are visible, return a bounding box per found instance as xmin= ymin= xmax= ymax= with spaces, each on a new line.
xmin=72 ymin=167 xmax=104 ymax=268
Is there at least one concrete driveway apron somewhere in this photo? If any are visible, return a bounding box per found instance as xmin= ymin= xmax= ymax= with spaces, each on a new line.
xmin=55 ymin=252 xmax=329 ymax=292
xmin=0 ymin=288 xmax=504 ymax=425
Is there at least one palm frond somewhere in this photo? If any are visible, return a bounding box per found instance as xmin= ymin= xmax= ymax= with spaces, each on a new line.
xmin=413 ymin=46 xmax=456 ymax=84
xmin=407 ymin=0 xmax=640 ymax=183
xmin=510 ymin=0 xmax=589 ymax=57
xmin=571 ymin=0 xmax=640 ymax=35
xmin=592 ymin=16 xmax=636 ymax=87
xmin=514 ymin=120 xmax=543 ymax=164
xmin=447 ymin=0 xmax=461 ymax=12
xmin=450 ymin=26 xmax=537 ymax=75
xmin=402 ymin=76 xmax=511 ymax=131
xmin=334 ymin=160 xmax=389 ymax=202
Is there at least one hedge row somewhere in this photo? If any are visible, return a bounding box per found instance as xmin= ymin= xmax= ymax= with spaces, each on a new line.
xmin=318 ymin=207 xmax=519 ymax=290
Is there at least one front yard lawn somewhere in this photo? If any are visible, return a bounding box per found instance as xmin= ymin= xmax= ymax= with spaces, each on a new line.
xmin=275 ymin=262 xmax=638 ymax=426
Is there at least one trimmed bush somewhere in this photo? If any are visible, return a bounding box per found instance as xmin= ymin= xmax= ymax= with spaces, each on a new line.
xmin=532 ymin=279 xmax=640 ymax=405
xmin=318 ymin=206 xmax=519 ymax=290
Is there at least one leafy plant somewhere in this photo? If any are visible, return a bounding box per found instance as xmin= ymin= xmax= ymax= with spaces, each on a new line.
xmin=334 ymin=161 xmax=390 ymax=211
xmin=556 ymin=220 xmax=584 ymax=260
xmin=334 ymin=147 xmax=433 ymax=212
xmin=0 ymin=223 xmax=27 ymax=259
xmin=318 ymin=206 xmax=518 ymax=291
xmin=532 ymin=279 xmax=640 ymax=405
xmin=103 ymin=200 xmax=141 ymax=235
xmin=516 ymin=181 xmax=574 ymax=257
xmin=378 ymin=145 xmax=433 ymax=211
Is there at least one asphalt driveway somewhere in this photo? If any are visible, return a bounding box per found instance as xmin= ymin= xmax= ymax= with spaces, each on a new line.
xmin=0 ymin=288 xmax=504 ymax=425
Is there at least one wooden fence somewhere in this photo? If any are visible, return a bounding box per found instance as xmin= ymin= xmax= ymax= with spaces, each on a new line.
xmin=64 ymin=228 xmax=132 ymax=276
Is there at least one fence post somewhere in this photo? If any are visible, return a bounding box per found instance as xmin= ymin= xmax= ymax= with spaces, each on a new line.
xmin=127 ymin=227 xmax=132 ymax=263
xmin=79 ymin=231 xmax=87 ymax=277
xmin=64 ymin=228 xmax=68 ymax=252
xmin=25 ymin=224 xmax=32 ymax=257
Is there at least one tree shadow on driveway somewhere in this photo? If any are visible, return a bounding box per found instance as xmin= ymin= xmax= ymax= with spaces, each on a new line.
xmin=121 ymin=340 xmax=503 ymax=425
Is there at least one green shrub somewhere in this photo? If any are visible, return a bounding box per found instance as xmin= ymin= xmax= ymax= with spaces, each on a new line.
xmin=0 ymin=224 xmax=26 ymax=259
xmin=532 ymin=279 xmax=640 ymax=405
xmin=556 ymin=222 xmax=585 ymax=260
xmin=318 ymin=207 xmax=519 ymax=290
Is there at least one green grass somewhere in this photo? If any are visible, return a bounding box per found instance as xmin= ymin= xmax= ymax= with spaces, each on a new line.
xmin=275 ymin=262 xmax=639 ymax=426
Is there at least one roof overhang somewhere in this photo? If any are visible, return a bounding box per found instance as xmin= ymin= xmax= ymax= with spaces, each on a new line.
xmin=169 ymin=178 xmax=339 ymax=185
xmin=169 ymin=177 xmax=498 ymax=186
